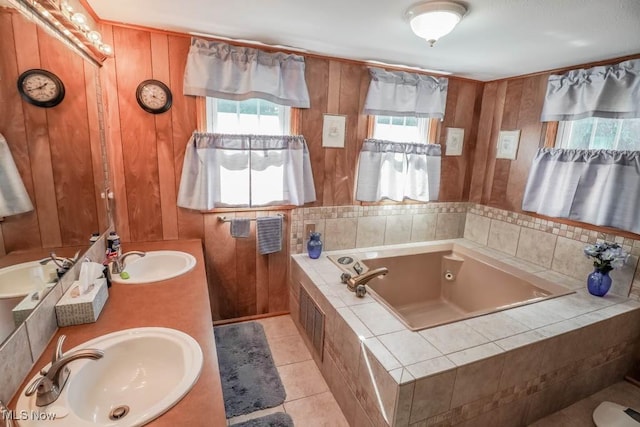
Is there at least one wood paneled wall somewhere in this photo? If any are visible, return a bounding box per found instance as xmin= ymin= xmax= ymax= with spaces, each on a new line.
xmin=0 ymin=9 xmax=105 ymax=254
xmin=101 ymin=24 xmax=483 ymax=320
xmin=469 ymin=74 xmax=550 ymax=211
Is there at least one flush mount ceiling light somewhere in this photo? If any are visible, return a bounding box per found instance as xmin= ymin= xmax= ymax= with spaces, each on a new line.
xmin=406 ymin=1 xmax=467 ymax=47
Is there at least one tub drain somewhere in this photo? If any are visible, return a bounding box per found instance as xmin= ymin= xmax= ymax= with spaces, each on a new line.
xmin=109 ymin=405 xmax=130 ymax=420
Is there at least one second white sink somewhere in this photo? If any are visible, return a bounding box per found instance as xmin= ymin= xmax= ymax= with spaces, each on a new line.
xmin=112 ymin=251 xmax=196 ymax=284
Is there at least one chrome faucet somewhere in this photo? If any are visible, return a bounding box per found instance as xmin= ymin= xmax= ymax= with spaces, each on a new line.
xmin=25 ymin=335 xmax=103 ymax=407
xmin=110 ymin=251 xmax=146 ymax=274
xmin=39 ymin=250 xmax=81 ymax=269
xmin=341 ymin=267 xmax=389 ymax=297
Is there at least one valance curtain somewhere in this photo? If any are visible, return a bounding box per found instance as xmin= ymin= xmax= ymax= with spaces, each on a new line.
xmin=363 ymin=67 xmax=448 ymax=119
xmin=183 ymin=38 xmax=310 ymax=108
xmin=177 ymin=132 xmax=316 ymax=209
xmin=355 ymin=139 xmax=441 ymax=202
xmin=540 ymin=58 xmax=640 ymax=122
xmin=522 ymin=148 xmax=640 ymax=234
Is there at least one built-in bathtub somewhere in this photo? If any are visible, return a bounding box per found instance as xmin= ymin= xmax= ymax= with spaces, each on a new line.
xmin=291 ymin=239 xmax=640 ymax=426
xmin=330 ymin=243 xmax=573 ymax=330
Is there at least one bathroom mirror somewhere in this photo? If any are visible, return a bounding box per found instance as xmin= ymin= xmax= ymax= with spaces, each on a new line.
xmin=0 ymin=2 xmax=109 ymax=345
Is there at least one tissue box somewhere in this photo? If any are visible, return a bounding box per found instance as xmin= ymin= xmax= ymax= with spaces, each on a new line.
xmin=12 ymin=284 xmax=57 ymax=326
xmin=55 ymin=277 xmax=109 ymax=327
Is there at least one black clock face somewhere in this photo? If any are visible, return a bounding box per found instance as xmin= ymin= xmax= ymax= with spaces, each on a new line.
xmin=17 ymin=69 xmax=65 ymax=108
xmin=136 ymin=79 xmax=172 ymax=114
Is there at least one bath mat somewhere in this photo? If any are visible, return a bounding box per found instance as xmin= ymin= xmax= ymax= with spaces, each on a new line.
xmin=232 ymin=412 xmax=294 ymax=427
xmin=215 ymin=322 xmax=286 ymax=418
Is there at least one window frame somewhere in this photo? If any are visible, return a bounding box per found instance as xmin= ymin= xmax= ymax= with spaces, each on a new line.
xmin=548 ymin=117 xmax=640 ymax=150
xmin=194 ymin=96 xmax=300 ymax=211
xmin=204 ymin=97 xmax=296 ymax=135
xmin=367 ymin=115 xmax=439 ymax=144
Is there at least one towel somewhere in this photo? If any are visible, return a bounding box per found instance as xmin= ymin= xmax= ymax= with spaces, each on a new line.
xmin=0 ymin=133 xmax=33 ymax=217
xmin=257 ymin=216 xmax=283 ymax=255
xmin=230 ymin=218 xmax=251 ymax=238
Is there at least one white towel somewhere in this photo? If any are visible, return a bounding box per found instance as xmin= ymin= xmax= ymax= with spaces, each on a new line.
xmin=0 ymin=133 xmax=33 ymax=217
xmin=257 ymin=216 xmax=282 ymax=255
xmin=230 ymin=218 xmax=251 ymax=238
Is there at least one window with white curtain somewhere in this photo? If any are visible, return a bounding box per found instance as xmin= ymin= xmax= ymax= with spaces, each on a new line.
xmin=372 ymin=115 xmax=431 ymax=144
xmin=206 ymin=98 xmax=291 ymax=135
xmin=556 ymin=117 xmax=640 ymax=151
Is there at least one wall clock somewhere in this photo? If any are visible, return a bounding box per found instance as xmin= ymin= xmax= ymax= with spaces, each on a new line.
xmin=136 ymin=79 xmax=172 ymax=114
xmin=17 ymin=69 xmax=65 ymax=108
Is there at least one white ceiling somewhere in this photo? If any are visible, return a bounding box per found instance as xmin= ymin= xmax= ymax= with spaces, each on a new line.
xmin=87 ymin=0 xmax=640 ymax=81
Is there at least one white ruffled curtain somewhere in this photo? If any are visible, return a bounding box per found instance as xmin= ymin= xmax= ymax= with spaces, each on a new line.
xmin=0 ymin=133 xmax=33 ymax=217
xmin=540 ymin=58 xmax=640 ymax=122
xmin=183 ymin=38 xmax=310 ymax=108
xmin=522 ymin=149 xmax=640 ymax=234
xmin=363 ymin=67 xmax=448 ymax=119
xmin=355 ymin=139 xmax=441 ymax=202
xmin=177 ymin=133 xmax=316 ymax=209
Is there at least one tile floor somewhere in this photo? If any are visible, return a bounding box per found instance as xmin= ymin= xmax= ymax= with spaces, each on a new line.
xmin=532 ymin=381 xmax=640 ymax=426
xmin=226 ymin=315 xmax=349 ymax=427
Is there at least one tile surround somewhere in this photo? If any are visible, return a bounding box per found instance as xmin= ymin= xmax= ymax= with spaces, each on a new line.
xmin=290 ymin=235 xmax=640 ymax=426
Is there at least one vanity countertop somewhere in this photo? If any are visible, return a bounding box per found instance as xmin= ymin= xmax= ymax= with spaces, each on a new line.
xmin=10 ymin=239 xmax=226 ymax=427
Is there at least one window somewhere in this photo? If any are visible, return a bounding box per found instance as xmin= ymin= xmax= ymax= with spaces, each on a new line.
xmin=206 ymin=97 xmax=291 ymax=135
xmin=371 ymin=115 xmax=431 ymax=144
xmin=556 ymin=117 xmax=640 ymax=150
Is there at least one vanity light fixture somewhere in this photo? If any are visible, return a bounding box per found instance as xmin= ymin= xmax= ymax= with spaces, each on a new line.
xmin=406 ymin=1 xmax=467 ymax=47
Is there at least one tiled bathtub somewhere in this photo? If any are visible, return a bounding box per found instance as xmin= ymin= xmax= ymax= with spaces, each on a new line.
xmin=289 ymin=239 xmax=640 ymax=426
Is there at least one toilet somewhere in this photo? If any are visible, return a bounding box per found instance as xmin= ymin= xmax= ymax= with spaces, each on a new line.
xmin=593 ymin=401 xmax=640 ymax=426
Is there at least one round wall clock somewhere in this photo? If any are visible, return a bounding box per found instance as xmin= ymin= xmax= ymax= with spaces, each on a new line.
xmin=136 ymin=79 xmax=172 ymax=114
xmin=17 ymin=69 xmax=65 ymax=108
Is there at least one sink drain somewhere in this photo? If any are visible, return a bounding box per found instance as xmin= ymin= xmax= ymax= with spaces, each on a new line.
xmin=109 ymin=405 xmax=130 ymax=420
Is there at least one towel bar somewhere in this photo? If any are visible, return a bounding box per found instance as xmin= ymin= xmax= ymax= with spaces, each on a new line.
xmin=217 ymin=213 xmax=284 ymax=223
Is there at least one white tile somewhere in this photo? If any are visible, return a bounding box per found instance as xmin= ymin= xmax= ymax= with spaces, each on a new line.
xmin=535 ymin=270 xmax=584 ymax=290
xmin=463 ymin=213 xmax=491 ymax=245
xmin=379 ymin=330 xmax=442 ymax=366
xmin=536 ymin=318 xmax=583 ymax=337
xmin=406 ymin=356 xmax=456 ymax=378
xmin=500 ymin=256 xmax=547 ymax=273
xmin=336 ymin=307 xmax=373 ymax=339
xmin=503 ymin=302 xmax=566 ymax=329
xmin=419 ymin=322 xmax=490 ymax=354
xmin=363 ymin=337 xmax=402 ymax=371
xmin=464 ymin=312 xmax=530 ymax=341
xmin=447 ymin=342 xmax=504 ymax=366
xmin=350 ymin=303 xmax=406 ymax=336
xmin=495 ymin=330 xmax=546 ymax=351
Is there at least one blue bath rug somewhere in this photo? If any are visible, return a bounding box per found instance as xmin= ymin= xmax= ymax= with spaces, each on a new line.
xmin=214 ymin=322 xmax=286 ymax=418
xmin=233 ymin=412 xmax=294 ymax=427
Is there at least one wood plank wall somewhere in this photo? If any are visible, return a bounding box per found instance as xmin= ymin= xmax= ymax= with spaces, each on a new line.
xmin=100 ymin=24 xmax=483 ymax=320
xmin=0 ymin=9 xmax=104 ymax=253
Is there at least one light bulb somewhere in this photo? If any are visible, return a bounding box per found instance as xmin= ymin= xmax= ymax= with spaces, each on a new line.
xmin=71 ymin=13 xmax=87 ymax=26
xmin=88 ymin=30 xmax=101 ymax=42
xmin=99 ymin=44 xmax=113 ymax=55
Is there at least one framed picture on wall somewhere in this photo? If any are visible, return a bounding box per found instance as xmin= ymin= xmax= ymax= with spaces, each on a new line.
xmin=445 ymin=127 xmax=464 ymax=156
xmin=496 ymin=130 xmax=521 ymax=160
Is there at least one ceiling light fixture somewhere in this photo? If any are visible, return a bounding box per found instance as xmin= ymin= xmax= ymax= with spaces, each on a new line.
xmin=406 ymin=1 xmax=467 ymax=47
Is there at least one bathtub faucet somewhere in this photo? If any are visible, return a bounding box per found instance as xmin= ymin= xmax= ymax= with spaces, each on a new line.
xmin=342 ymin=267 xmax=389 ymax=297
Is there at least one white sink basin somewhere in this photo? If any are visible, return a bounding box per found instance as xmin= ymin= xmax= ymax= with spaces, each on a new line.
xmin=16 ymin=327 xmax=203 ymax=426
xmin=0 ymin=261 xmax=57 ymax=299
xmin=112 ymin=251 xmax=196 ymax=284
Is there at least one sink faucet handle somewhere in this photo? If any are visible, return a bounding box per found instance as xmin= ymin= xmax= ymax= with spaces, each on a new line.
xmin=24 ymin=376 xmax=51 ymax=397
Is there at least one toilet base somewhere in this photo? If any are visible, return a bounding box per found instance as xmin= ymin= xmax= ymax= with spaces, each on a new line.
xmin=593 ymin=401 xmax=640 ymax=427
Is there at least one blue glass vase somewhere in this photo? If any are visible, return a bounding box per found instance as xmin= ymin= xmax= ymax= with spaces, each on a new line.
xmin=307 ymin=232 xmax=323 ymax=259
xmin=587 ymin=269 xmax=612 ymax=297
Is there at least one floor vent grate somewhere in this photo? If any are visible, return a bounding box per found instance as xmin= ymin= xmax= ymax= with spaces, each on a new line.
xmin=298 ymin=284 xmax=325 ymax=360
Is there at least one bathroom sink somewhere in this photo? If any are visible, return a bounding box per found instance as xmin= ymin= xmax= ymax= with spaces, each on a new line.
xmin=16 ymin=327 xmax=203 ymax=426
xmin=0 ymin=261 xmax=57 ymax=299
xmin=112 ymin=250 xmax=196 ymax=284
